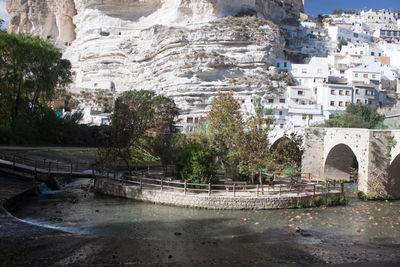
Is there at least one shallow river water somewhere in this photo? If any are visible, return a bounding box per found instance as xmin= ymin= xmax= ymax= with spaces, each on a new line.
xmin=9 ymin=179 xmax=400 ymax=246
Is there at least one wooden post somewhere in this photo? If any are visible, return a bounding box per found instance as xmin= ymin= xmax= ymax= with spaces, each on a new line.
xmin=34 ymin=160 xmax=38 ymax=178
xmin=257 ymin=185 xmax=259 ymax=197
xmin=261 ymin=184 xmax=264 ymax=196
xmin=313 ymin=184 xmax=316 ymax=196
xmin=233 ymin=184 xmax=236 ymax=197
xmin=48 ymin=162 xmax=51 ymax=174
xmin=147 ymin=166 xmax=150 ymax=176
xmin=341 ymin=182 xmax=344 ymax=193
xmin=70 ymin=163 xmax=73 ymax=178
xmin=161 ymin=178 xmax=163 ymax=192
xmin=297 ymin=185 xmax=300 ymax=196
xmin=184 ymin=181 xmax=187 ymax=195
xmin=244 ymin=184 xmax=246 ymax=192
xmin=140 ymin=179 xmax=142 ymax=189
xmin=279 ymin=185 xmax=282 ymax=196
xmin=208 ymin=183 xmax=211 ymax=196
xmin=327 ymin=182 xmax=329 ymax=193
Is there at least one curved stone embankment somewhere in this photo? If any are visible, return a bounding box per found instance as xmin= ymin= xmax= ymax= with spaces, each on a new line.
xmin=95 ymin=178 xmax=345 ymax=210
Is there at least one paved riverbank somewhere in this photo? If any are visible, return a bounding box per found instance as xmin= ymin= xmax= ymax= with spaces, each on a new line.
xmin=1 ymin=174 xmax=400 ymax=266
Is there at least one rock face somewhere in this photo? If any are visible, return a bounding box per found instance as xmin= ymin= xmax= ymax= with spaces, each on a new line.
xmin=7 ymin=0 xmax=304 ymax=126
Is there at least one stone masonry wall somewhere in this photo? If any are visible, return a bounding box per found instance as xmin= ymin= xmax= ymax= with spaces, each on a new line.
xmin=95 ymin=178 xmax=344 ymax=210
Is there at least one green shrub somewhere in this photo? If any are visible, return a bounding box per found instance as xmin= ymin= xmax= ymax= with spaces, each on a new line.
xmin=176 ymin=141 xmax=217 ymax=184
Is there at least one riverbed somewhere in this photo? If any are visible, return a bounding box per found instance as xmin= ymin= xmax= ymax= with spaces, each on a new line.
xmin=3 ymin=178 xmax=400 ymax=266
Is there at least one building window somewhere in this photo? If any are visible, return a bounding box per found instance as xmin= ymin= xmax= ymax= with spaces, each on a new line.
xmin=302 ymin=114 xmax=307 ymax=120
xmin=365 ymin=100 xmax=368 ymax=104
xmin=298 ymin=91 xmax=304 ymax=95
xmin=356 ymin=89 xmax=360 ymax=95
xmin=187 ymin=117 xmax=193 ymax=123
xmin=329 ymin=114 xmax=335 ymax=119
xmin=195 ymin=118 xmax=199 ymax=124
xmin=268 ymin=99 xmax=274 ymax=103
xmin=355 ymin=73 xmax=359 ymax=78
xmin=345 ymin=90 xmax=350 ymax=96
xmin=309 ymin=115 xmax=313 ymax=120
xmin=339 ymin=90 xmax=344 ymax=95
xmin=277 ymin=63 xmax=280 ymax=68
xmin=368 ymin=100 xmax=372 ymax=105
xmin=279 ymin=111 xmax=283 ymax=116
xmin=330 ymin=101 xmax=335 ymax=106
xmin=302 ymin=69 xmax=307 ymax=74
xmin=372 ymin=74 xmax=376 ymax=79
xmin=356 ymin=99 xmax=361 ymax=104
xmin=363 ymin=74 xmax=368 ymax=78
xmin=339 ymin=101 xmax=344 ymax=107
xmin=280 ymin=124 xmax=284 ymax=129
xmin=280 ymin=99 xmax=285 ymax=103
xmin=331 ymin=90 xmax=335 ymax=95
xmin=284 ymin=62 xmax=287 ymax=68
xmin=346 ymin=102 xmax=350 ymax=106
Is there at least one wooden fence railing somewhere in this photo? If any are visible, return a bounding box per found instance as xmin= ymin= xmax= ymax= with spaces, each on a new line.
xmin=101 ymin=175 xmax=345 ymax=197
xmin=0 ymin=153 xmax=90 ymax=173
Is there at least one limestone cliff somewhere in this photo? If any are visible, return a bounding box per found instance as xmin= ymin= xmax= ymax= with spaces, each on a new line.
xmin=6 ymin=0 xmax=304 ymax=125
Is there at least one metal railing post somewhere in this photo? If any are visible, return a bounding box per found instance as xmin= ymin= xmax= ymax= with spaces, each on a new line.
xmin=208 ymin=183 xmax=211 ymax=196
xmin=341 ymin=182 xmax=344 ymax=193
xmin=233 ymin=184 xmax=236 ymax=197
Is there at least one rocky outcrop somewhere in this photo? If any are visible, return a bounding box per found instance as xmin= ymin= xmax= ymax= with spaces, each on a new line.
xmin=6 ymin=0 xmax=304 ymax=125
xmin=7 ymin=0 xmax=76 ymax=46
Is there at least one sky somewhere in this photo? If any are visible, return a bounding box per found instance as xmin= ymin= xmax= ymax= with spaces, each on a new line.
xmin=0 ymin=0 xmax=399 ymax=29
xmin=0 ymin=0 xmax=8 ymax=30
xmin=306 ymin=0 xmax=400 ymax=17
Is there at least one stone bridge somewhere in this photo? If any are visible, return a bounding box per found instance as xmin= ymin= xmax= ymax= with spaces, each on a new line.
xmin=270 ymin=128 xmax=400 ymax=198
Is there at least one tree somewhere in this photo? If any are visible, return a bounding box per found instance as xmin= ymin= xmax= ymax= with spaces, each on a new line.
xmin=332 ymin=9 xmax=344 ymax=15
xmin=208 ymin=91 xmax=243 ymax=173
xmin=237 ymin=98 xmax=273 ymax=184
xmin=175 ymin=136 xmax=217 ymax=184
xmin=0 ymin=32 xmax=71 ymax=132
xmin=270 ymin=133 xmax=304 ymax=172
xmin=322 ymin=104 xmax=385 ymax=129
xmin=338 ymin=39 xmax=348 ymax=51
xmin=99 ymin=90 xmax=180 ymax=171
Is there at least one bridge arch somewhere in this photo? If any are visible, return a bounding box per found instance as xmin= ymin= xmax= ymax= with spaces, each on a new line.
xmin=387 ymin=153 xmax=400 ymax=198
xmin=324 ymin=144 xmax=359 ymax=181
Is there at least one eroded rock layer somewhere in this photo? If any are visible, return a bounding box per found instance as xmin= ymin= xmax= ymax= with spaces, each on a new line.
xmin=7 ymin=0 xmax=304 ymax=123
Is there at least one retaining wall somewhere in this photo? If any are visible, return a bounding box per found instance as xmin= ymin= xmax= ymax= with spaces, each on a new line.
xmin=95 ymin=178 xmax=345 ymax=210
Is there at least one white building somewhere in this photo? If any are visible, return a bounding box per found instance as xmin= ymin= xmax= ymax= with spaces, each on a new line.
xmin=361 ymin=9 xmax=399 ymax=31
xmin=346 ymin=63 xmax=381 ymax=84
xmin=317 ymin=83 xmax=353 ymax=119
xmin=291 ymin=57 xmax=329 ymax=88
